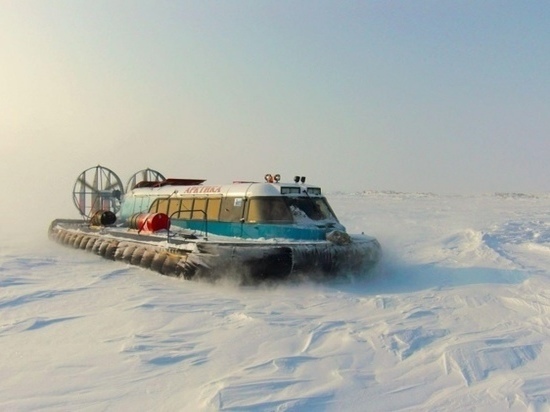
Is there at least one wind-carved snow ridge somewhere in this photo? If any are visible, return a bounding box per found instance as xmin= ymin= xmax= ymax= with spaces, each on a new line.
xmin=443 ymin=338 xmax=543 ymax=386
xmin=382 ymin=326 xmax=449 ymax=361
xmin=482 ymin=220 xmax=550 ymax=274
xmin=413 ymin=219 xmax=550 ymax=277
xmin=439 ymin=228 xmax=508 ymax=266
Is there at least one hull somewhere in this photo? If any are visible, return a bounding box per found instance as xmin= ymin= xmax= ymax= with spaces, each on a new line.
xmin=48 ymin=219 xmax=381 ymax=283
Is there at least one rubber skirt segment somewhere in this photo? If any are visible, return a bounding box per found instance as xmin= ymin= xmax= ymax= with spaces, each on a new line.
xmin=150 ymin=252 xmax=168 ymax=273
xmin=139 ymin=249 xmax=156 ymax=269
xmin=130 ymin=246 xmax=147 ymax=266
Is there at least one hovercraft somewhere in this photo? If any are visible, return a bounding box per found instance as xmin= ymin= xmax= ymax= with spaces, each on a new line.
xmin=48 ymin=166 xmax=381 ymax=283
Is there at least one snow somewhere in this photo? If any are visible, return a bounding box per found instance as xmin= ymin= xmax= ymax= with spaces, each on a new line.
xmin=2 ymin=192 xmax=550 ymax=411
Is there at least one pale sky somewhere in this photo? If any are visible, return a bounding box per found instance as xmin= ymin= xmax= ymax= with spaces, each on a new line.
xmin=1 ymin=0 xmax=549 ymax=216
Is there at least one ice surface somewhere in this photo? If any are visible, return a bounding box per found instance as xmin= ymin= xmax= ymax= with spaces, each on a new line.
xmin=1 ymin=193 xmax=550 ymax=411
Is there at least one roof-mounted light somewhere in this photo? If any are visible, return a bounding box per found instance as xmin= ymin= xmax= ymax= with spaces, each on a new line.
xmin=265 ymin=173 xmax=281 ymax=183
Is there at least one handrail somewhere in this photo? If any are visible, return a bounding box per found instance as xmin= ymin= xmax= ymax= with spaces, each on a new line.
xmin=169 ymin=208 xmax=208 ymax=241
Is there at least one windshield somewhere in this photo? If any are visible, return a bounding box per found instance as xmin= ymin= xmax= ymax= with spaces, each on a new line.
xmin=246 ymin=197 xmax=293 ymax=223
xmin=245 ymin=196 xmax=338 ymax=223
xmin=285 ymin=196 xmax=337 ymax=222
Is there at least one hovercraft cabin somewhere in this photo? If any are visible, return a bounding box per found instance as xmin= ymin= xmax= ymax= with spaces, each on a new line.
xmin=119 ymin=175 xmax=343 ymax=241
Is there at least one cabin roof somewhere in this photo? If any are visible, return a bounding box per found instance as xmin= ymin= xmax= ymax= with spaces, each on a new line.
xmin=133 ymin=178 xmax=206 ymax=188
xmin=127 ymin=181 xmax=322 ymax=198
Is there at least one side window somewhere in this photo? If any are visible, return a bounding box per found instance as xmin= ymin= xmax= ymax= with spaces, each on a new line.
xmin=132 ymin=197 xmax=144 ymax=215
xmin=219 ymin=197 xmax=245 ymax=222
xmin=206 ymin=197 xmax=221 ymax=221
xmin=247 ymin=197 xmax=293 ymax=223
xmin=177 ymin=199 xmax=193 ymax=219
xmin=167 ymin=199 xmax=182 ymax=218
xmin=192 ymin=198 xmax=207 ymax=220
xmin=141 ymin=197 xmax=153 ymax=213
xmin=150 ymin=198 xmax=169 ymax=214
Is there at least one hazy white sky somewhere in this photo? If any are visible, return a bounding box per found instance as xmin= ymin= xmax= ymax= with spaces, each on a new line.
xmin=1 ymin=0 xmax=549 ymax=214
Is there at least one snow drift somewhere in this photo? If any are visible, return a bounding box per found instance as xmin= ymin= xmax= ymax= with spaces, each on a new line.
xmin=1 ymin=192 xmax=550 ymax=411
